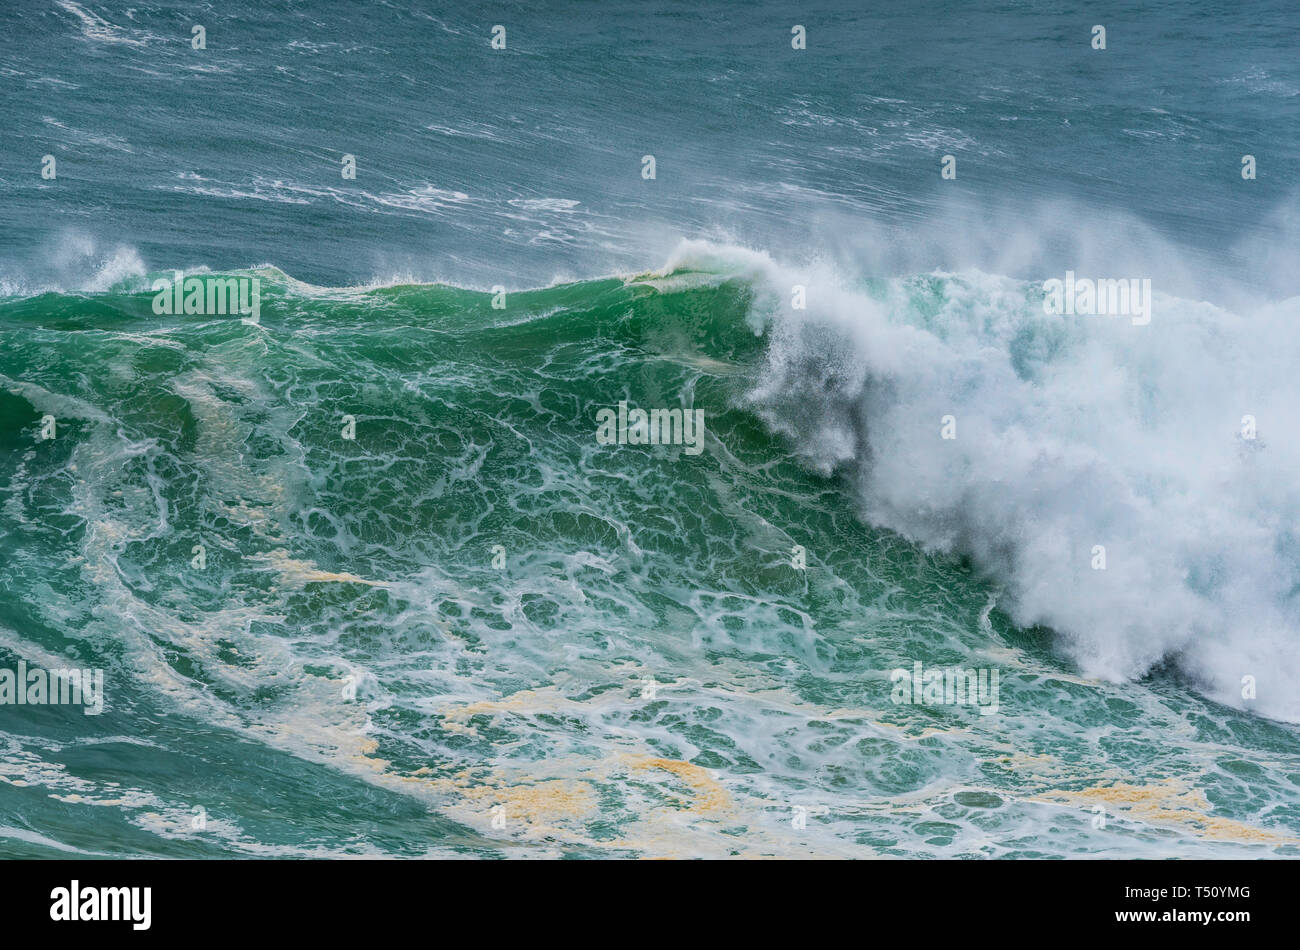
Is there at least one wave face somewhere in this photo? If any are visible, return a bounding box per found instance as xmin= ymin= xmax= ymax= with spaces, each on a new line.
xmin=2 ymin=250 xmax=1299 ymax=857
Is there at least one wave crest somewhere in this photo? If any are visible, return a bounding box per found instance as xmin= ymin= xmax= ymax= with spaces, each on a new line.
xmin=672 ymin=240 xmax=1300 ymax=722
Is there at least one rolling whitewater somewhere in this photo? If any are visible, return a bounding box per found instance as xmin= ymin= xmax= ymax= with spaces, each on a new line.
xmin=2 ymin=0 xmax=1300 ymax=857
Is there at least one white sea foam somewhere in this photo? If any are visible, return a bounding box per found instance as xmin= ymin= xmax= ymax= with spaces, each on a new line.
xmin=54 ymin=0 xmax=151 ymax=46
xmin=665 ymin=239 xmax=1300 ymax=723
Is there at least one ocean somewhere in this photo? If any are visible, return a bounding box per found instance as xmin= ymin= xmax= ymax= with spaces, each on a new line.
xmin=1 ymin=0 xmax=1299 ymax=858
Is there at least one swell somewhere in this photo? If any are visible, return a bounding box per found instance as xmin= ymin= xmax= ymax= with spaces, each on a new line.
xmin=2 ymin=243 xmax=1299 ymax=732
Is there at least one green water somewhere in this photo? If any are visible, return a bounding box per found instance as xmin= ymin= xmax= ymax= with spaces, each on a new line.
xmin=1 ymin=265 xmax=1298 ymax=858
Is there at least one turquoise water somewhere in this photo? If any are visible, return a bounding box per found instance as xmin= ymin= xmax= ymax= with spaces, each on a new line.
xmin=1 ymin=1 xmax=1299 ymax=857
